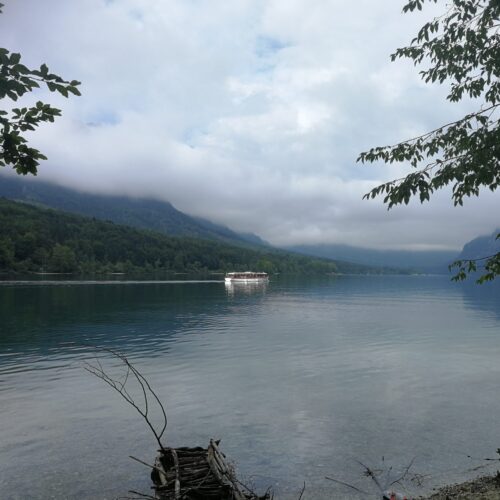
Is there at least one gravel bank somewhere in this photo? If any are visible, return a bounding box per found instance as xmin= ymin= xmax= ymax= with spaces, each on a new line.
xmin=419 ymin=473 xmax=500 ymax=499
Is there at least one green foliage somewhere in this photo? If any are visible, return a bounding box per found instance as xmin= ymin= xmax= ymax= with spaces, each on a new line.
xmin=0 ymin=198 xmax=341 ymax=275
xmin=0 ymin=235 xmax=14 ymax=268
xmin=256 ymin=258 xmax=276 ymax=274
xmin=50 ymin=243 xmax=78 ymax=273
xmin=0 ymin=4 xmax=81 ymax=175
xmin=358 ymin=0 xmax=500 ymax=282
xmin=450 ymin=233 xmax=500 ymax=283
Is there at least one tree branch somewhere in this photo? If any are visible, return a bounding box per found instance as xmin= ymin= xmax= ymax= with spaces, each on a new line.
xmin=82 ymin=345 xmax=168 ymax=450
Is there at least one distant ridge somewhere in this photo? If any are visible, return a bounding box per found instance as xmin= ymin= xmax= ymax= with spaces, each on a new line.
xmin=285 ymin=243 xmax=457 ymax=274
xmin=0 ymin=175 xmax=268 ymax=247
xmin=5 ymin=174 xmax=493 ymax=276
xmin=288 ymin=230 xmax=500 ymax=274
xmin=458 ymin=229 xmax=500 ymax=260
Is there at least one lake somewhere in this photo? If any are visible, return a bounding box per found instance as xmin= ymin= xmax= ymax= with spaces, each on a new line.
xmin=0 ymin=275 xmax=499 ymax=499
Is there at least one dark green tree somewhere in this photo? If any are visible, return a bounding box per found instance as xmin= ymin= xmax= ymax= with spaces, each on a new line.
xmin=358 ymin=0 xmax=499 ymax=282
xmin=50 ymin=243 xmax=77 ymax=273
xmin=0 ymin=2 xmax=81 ymax=175
xmin=0 ymin=236 xmax=14 ymax=268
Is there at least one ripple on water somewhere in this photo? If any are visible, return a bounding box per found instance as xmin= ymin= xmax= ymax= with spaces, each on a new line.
xmin=0 ymin=276 xmax=499 ymax=498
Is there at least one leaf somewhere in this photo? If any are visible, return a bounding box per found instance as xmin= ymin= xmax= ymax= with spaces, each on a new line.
xmin=14 ymin=63 xmax=30 ymax=75
xmin=57 ymin=85 xmax=68 ymax=98
xmin=9 ymin=52 xmax=21 ymax=64
xmin=67 ymin=86 xmax=81 ymax=96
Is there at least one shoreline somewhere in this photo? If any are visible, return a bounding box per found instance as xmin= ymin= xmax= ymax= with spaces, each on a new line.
xmin=419 ymin=473 xmax=500 ymax=499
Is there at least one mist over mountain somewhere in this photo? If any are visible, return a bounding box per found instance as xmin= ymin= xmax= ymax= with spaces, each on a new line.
xmin=0 ymin=197 xmax=342 ymax=275
xmin=287 ymin=229 xmax=500 ymax=274
xmin=458 ymin=229 xmax=500 ymax=260
xmin=0 ymin=175 xmax=267 ymax=247
xmin=285 ymin=243 xmax=457 ymax=274
xmin=2 ymin=175 xmax=496 ymax=276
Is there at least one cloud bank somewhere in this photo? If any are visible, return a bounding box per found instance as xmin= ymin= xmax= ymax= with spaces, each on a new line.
xmin=1 ymin=0 xmax=497 ymax=250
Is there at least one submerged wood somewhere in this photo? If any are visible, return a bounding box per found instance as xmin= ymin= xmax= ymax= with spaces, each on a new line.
xmin=151 ymin=439 xmax=271 ymax=499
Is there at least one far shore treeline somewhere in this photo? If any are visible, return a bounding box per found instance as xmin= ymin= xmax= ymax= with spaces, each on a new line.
xmin=0 ymin=198 xmax=391 ymax=276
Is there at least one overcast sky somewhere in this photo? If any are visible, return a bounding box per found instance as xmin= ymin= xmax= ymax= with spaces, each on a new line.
xmin=1 ymin=0 xmax=498 ymax=250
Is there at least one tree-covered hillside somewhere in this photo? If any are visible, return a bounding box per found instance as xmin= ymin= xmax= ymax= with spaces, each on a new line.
xmin=0 ymin=175 xmax=268 ymax=246
xmin=0 ymin=198 xmax=348 ymax=275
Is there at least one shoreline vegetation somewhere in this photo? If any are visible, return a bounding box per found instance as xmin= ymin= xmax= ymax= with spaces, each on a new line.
xmin=0 ymin=198 xmax=407 ymax=277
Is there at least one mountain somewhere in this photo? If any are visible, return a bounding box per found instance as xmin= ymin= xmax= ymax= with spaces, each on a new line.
xmin=458 ymin=229 xmax=500 ymax=260
xmin=0 ymin=197 xmax=410 ymax=276
xmin=0 ymin=175 xmax=267 ymax=247
xmin=285 ymin=243 xmax=457 ymax=273
xmin=192 ymin=216 xmax=270 ymax=246
xmin=0 ymin=197 xmax=363 ymax=275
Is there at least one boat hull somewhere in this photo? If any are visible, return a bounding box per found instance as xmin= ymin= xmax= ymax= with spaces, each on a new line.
xmin=224 ymin=277 xmax=268 ymax=283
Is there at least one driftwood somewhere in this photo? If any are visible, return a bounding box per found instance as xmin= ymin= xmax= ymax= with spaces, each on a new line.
xmin=151 ymin=439 xmax=271 ymax=500
xmin=83 ymin=347 xmax=271 ymax=499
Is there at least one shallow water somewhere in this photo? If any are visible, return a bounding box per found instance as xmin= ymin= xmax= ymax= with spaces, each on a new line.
xmin=0 ymin=275 xmax=499 ymax=499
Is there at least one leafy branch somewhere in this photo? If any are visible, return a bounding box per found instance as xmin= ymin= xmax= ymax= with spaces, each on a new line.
xmin=0 ymin=4 xmax=81 ymax=175
xmin=450 ymin=233 xmax=500 ymax=283
xmin=358 ymin=0 xmax=500 ymax=282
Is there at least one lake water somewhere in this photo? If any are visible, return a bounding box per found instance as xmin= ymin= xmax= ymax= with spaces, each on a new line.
xmin=1 ymin=275 xmax=499 ymax=499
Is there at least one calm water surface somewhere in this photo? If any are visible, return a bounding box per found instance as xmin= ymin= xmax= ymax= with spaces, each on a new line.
xmin=0 ymin=275 xmax=499 ymax=499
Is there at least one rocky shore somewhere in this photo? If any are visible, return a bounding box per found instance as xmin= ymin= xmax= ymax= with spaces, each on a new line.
xmin=419 ymin=473 xmax=500 ymax=499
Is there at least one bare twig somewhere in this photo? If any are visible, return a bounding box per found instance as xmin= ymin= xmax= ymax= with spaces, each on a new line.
xmin=178 ymin=469 xmax=213 ymax=500
xmin=390 ymin=457 xmax=416 ymax=486
xmin=466 ymin=454 xmax=500 ymax=462
xmin=410 ymin=472 xmax=428 ymax=487
xmin=82 ymin=345 xmax=168 ymax=451
xmin=126 ymin=490 xmax=156 ymax=500
xmin=128 ymin=455 xmax=165 ymax=475
xmin=325 ymin=476 xmax=369 ymax=494
xmin=297 ymin=481 xmax=306 ymax=500
xmin=355 ymin=459 xmax=385 ymax=493
xmin=232 ymin=475 xmax=273 ymax=498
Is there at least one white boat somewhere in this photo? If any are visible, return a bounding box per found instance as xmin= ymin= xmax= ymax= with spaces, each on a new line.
xmin=224 ymin=271 xmax=269 ymax=283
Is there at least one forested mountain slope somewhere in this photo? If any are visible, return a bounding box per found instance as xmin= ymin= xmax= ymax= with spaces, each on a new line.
xmin=0 ymin=198 xmax=350 ymax=275
xmin=0 ymin=175 xmax=267 ymax=247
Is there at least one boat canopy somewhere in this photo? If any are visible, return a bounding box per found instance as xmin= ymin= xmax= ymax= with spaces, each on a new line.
xmin=225 ymin=271 xmax=268 ymax=278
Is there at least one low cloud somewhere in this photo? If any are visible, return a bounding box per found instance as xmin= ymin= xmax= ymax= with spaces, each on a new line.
xmin=1 ymin=0 xmax=496 ymax=250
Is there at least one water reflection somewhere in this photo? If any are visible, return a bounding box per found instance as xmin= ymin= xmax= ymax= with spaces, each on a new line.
xmin=459 ymin=278 xmax=500 ymax=320
xmin=225 ymin=280 xmax=268 ymax=296
xmin=0 ymin=276 xmax=499 ymax=499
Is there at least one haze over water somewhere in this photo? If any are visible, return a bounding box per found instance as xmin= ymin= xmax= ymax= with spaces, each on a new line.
xmin=1 ymin=275 xmax=499 ymax=499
